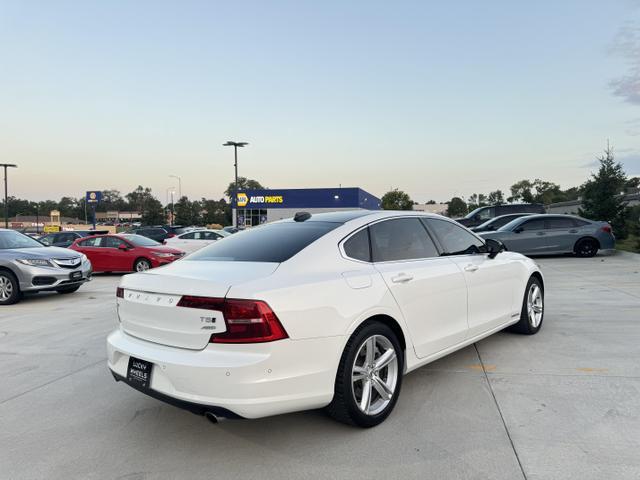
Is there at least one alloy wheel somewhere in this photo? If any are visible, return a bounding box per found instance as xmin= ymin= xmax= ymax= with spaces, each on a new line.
xmin=0 ymin=275 xmax=13 ymax=301
xmin=527 ymin=283 xmax=543 ymax=327
xmin=351 ymin=335 xmax=399 ymax=416
xmin=136 ymin=260 xmax=150 ymax=272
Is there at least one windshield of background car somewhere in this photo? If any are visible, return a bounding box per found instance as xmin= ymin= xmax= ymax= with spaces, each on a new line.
xmin=186 ymin=221 xmax=340 ymax=262
xmin=498 ymin=218 xmax=529 ymax=231
xmin=0 ymin=230 xmax=44 ymax=249
xmin=120 ymin=234 xmax=161 ymax=247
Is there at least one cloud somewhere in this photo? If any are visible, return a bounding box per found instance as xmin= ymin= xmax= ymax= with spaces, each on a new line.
xmin=609 ymin=23 xmax=640 ymax=105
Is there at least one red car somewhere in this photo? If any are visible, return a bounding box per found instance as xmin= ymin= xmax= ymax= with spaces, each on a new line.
xmin=70 ymin=234 xmax=185 ymax=272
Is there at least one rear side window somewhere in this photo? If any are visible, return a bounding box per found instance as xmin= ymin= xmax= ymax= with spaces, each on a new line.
xmin=545 ymin=217 xmax=575 ymax=229
xmin=370 ymin=218 xmax=438 ymax=262
xmin=424 ymin=218 xmax=484 ymax=255
xmin=573 ymin=219 xmax=589 ymax=227
xmin=79 ymin=237 xmax=100 ymax=247
xmin=343 ymin=228 xmax=371 ymax=262
xmin=186 ymin=222 xmax=339 ymax=263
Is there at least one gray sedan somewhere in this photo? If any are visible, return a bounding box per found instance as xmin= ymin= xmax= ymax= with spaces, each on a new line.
xmin=0 ymin=229 xmax=92 ymax=305
xmin=478 ymin=214 xmax=615 ymax=257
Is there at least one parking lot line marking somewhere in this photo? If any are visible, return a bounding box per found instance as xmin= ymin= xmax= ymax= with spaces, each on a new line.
xmin=474 ymin=343 xmax=527 ymax=480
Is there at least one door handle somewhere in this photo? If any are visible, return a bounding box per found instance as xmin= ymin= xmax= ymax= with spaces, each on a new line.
xmin=391 ymin=273 xmax=413 ymax=283
xmin=464 ymin=265 xmax=479 ymax=272
xmin=569 ymin=229 xmax=578 ymax=233
xmin=536 ymin=232 xmax=546 ymax=236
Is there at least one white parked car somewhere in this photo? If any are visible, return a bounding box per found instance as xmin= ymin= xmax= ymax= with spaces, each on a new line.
xmin=163 ymin=229 xmax=229 ymax=254
xmin=108 ymin=211 xmax=544 ymax=427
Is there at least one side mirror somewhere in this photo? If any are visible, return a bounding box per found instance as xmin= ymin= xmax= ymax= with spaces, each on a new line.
xmin=485 ymin=238 xmax=505 ymax=259
xmin=118 ymin=243 xmax=128 ymax=250
xmin=487 ymin=225 xmax=495 ymax=231
xmin=514 ymin=227 xmax=523 ymax=234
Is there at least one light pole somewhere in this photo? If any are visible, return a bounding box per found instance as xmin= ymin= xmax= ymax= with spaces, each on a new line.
xmin=223 ymin=141 xmax=248 ymax=227
xmin=166 ymin=188 xmax=175 ymax=226
xmin=1 ymin=164 xmax=18 ymax=229
xmin=169 ymin=175 xmax=182 ymax=199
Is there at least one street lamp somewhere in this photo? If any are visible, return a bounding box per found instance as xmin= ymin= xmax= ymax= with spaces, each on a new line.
xmin=169 ymin=175 xmax=182 ymax=199
xmin=1 ymin=163 xmax=18 ymax=229
xmin=166 ymin=188 xmax=175 ymax=226
xmin=223 ymin=141 xmax=248 ymax=227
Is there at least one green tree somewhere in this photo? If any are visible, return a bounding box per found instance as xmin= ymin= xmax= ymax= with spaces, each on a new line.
xmin=174 ymin=196 xmax=202 ymax=226
xmin=200 ymin=198 xmax=229 ymax=226
xmin=141 ymin=197 xmax=166 ymax=225
xmin=467 ymin=193 xmax=488 ymax=213
xmin=508 ymin=180 xmax=534 ymax=203
xmin=126 ymin=186 xmax=155 ymax=213
xmin=446 ymin=197 xmax=467 ymax=217
xmin=579 ymin=145 xmax=628 ymax=236
xmin=381 ymin=189 xmax=413 ymax=210
xmin=224 ymin=178 xmax=265 ymax=198
xmin=487 ymin=190 xmax=505 ymax=205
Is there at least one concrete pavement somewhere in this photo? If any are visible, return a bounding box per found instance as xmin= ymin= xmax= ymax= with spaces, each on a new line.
xmin=0 ymin=253 xmax=639 ymax=479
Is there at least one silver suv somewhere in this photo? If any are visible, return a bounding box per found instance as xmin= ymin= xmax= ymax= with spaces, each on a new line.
xmin=0 ymin=229 xmax=92 ymax=305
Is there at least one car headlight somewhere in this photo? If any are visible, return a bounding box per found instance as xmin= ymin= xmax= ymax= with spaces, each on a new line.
xmin=17 ymin=258 xmax=54 ymax=267
xmin=152 ymin=252 xmax=174 ymax=258
xmin=80 ymin=253 xmax=88 ymax=262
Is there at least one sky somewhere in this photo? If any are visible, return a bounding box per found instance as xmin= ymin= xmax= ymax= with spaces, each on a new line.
xmin=1 ymin=0 xmax=640 ymax=204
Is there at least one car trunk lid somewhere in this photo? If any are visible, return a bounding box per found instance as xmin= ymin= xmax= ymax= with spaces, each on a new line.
xmin=117 ymin=261 xmax=279 ymax=350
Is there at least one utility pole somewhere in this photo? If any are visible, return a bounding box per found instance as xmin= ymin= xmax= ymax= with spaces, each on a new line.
xmin=223 ymin=141 xmax=248 ymax=227
xmin=1 ymin=164 xmax=18 ymax=229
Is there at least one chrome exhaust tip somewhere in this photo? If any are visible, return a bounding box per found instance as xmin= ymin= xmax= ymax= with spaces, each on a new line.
xmin=204 ymin=411 xmax=221 ymax=423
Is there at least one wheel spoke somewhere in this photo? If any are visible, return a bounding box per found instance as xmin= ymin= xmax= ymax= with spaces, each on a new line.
xmin=364 ymin=337 xmax=375 ymax=366
xmin=360 ymin=379 xmax=372 ymax=413
xmin=372 ymin=375 xmax=393 ymax=400
xmin=374 ymin=348 xmax=396 ymax=371
xmin=352 ymin=365 xmax=367 ymax=382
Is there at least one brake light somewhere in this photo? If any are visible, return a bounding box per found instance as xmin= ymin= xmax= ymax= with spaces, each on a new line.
xmin=601 ymin=225 xmax=612 ymax=234
xmin=116 ymin=287 xmax=124 ymax=298
xmin=167 ymin=233 xmax=176 ymax=238
xmin=176 ymin=296 xmax=288 ymax=343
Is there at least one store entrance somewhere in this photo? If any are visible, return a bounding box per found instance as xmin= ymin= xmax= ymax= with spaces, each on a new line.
xmin=242 ymin=209 xmax=268 ymax=227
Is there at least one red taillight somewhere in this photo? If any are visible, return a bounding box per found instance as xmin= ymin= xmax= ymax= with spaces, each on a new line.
xmin=176 ymin=296 xmax=288 ymax=343
xmin=601 ymin=225 xmax=612 ymax=234
xmin=167 ymin=233 xmax=176 ymax=238
xmin=116 ymin=287 xmax=124 ymax=298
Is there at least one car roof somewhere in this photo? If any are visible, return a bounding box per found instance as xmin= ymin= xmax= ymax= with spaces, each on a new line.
xmin=279 ymin=210 xmax=445 ymax=225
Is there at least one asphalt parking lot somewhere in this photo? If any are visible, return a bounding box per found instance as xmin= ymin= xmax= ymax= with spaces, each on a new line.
xmin=1 ymin=252 xmax=639 ymax=480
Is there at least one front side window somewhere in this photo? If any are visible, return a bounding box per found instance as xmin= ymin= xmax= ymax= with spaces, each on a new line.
xmin=101 ymin=236 xmax=125 ymax=248
xmin=370 ymin=218 xmax=438 ymax=262
xmin=424 ymin=218 xmax=484 ymax=255
xmin=476 ymin=207 xmax=493 ymax=221
xmin=343 ymin=228 xmax=371 ymax=262
xmin=520 ymin=219 xmax=545 ymax=231
xmin=186 ymin=221 xmax=339 ymax=263
xmin=39 ymin=234 xmax=54 ymax=245
xmin=180 ymin=232 xmax=196 ymax=240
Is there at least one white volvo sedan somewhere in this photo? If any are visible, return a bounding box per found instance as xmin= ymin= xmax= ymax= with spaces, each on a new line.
xmin=108 ymin=211 xmax=544 ymax=427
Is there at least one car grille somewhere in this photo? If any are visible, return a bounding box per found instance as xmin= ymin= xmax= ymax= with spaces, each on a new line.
xmin=52 ymin=258 xmax=82 ymax=269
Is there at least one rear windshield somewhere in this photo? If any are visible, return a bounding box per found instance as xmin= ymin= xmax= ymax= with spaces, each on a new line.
xmin=186 ymin=221 xmax=339 ymax=262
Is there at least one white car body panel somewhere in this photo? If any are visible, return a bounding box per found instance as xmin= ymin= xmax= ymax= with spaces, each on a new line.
xmin=164 ymin=229 xmax=226 ymax=254
xmin=107 ymin=211 xmax=543 ymax=420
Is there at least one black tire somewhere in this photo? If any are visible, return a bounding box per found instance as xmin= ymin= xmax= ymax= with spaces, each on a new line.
xmin=574 ymin=238 xmax=598 ymax=258
xmin=134 ymin=258 xmax=152 ymax=272
xmin=326 ymin=321 xmax=403 ymax=427
xmin=56 ymin=285 xmax=81 ymax=294
xmin=509 ymin=276 xmax=544 ymax=335
xmin=0 ymin=270 xmax=21 ymax=305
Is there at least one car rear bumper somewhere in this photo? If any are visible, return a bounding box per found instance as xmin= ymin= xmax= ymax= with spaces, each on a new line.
xmin=107 ymin=328 xmax=343 ymax=419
